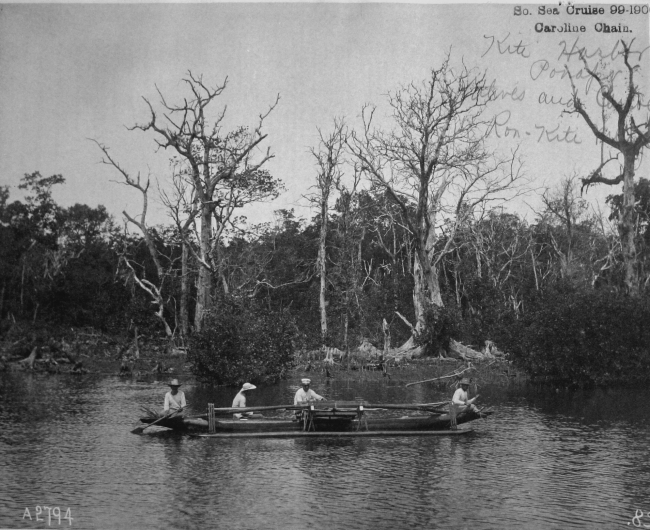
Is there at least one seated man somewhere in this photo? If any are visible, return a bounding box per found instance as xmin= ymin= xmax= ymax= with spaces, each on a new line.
xmin=163 ymin=379 xmax=187 ymax=413
xmin=232 ymin=383 xmax=256 ymax=420
xmin=451 ymin=377 xmax=479 ymax=414
xmin=293 ymin=378 xmax=324 ymax=421
xmin=294 ymin=378 xmax=324 ymax=405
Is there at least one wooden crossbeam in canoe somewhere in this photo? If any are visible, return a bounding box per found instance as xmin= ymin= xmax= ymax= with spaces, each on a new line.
xmin=192 ymin=401 xmax=449 ymax=418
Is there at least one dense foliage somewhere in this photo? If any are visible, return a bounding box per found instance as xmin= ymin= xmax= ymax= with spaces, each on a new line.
xmin=187 ymin=298 xmax=296 ymax=386
xmin=0 ymin=173 xmax=132 ymax=333
xmin=501 ymin=287 xmax=650 ymax=386
xmin=2 ymin=171 xmax=650 ymax=387
xmin=416 ymin=303 xmax=462 ymax=357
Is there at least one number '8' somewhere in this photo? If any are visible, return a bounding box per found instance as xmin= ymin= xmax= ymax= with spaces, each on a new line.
xmin=632 ymin=509 xmax=650 ymax=528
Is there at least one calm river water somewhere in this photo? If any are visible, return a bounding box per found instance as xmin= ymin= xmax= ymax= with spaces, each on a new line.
xmin=1 ymin=371 xmax=649 ymax=530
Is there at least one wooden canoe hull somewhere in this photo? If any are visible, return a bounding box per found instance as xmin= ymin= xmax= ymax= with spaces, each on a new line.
xmin=191 ymin=427 xmax=474 ymax=438
xmin=139 ymin=409 xmax=489 ymax=434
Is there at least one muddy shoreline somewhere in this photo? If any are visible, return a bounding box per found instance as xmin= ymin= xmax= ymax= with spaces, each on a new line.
xmin=1 ymin=323 xmax=525 ymax=388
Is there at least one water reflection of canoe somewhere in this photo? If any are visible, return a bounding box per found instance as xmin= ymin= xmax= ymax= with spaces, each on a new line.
xmin=137 ymin=401 xmax=491 ymax=437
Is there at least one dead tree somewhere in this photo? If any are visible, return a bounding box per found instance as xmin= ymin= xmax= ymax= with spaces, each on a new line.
xmin=349 ymin=54 xmax=524 ymax=333
xmin=566 ymin=39 xmax=650 ymax=296
xmin=159 ymin=167 xmax=199 ymax=337
xmin=93 ymin=140 xmax=176 ymax=340
xmin=540 ymin=175 xmax=595 ymax=280
xmin=333 ymin=164 xmax=363 ymax=357
xmin=132 ymin=72 xmax=279 ymax=330
xmin=308 ymin=119 xmax=348 ymax=347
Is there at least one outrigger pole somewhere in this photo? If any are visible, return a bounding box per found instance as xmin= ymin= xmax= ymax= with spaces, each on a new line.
xmin=191 ymin=401 xmax=450 ymax=419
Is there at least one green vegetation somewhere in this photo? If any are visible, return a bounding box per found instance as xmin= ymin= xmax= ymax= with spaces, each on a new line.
xmin=188 ymin=298 xmax=295 ymax=386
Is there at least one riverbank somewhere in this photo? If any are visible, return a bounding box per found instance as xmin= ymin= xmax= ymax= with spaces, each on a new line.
xmin=2 ymin=336 xmax=523 ymax=393
xmin=0 ymin=322 xmax=190 ymax=377
xmin=291 ymin=357 xmax=526 ymax=388
xmin=1 ymin=321 xmax=525 ymax=386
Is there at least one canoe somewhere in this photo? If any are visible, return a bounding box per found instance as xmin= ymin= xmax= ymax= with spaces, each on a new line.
xmin=137 ymin=401 xmax=491 ymax=436
xmin=191 ymin=427 xmax=475 ymax=438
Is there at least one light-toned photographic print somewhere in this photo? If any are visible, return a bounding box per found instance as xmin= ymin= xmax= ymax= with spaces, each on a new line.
xmin=1 ymin=2 xmax=649 ymax=529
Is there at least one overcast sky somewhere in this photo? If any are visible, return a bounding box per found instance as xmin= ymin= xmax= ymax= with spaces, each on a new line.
xmin=1 ymin=2 xmax=648 ymax=228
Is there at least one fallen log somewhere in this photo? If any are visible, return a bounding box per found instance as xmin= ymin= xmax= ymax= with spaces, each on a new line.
xmin=405 ymin=364 xmax=474 ymax=387
xmin=448 ymin=339 xmax=493 ymax=361
xmin=389 ymin=336 xmax=423 ymax=360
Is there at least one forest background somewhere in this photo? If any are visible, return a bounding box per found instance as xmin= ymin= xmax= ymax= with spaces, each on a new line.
xmin=1 ymin=4 xmax=650 ymax=388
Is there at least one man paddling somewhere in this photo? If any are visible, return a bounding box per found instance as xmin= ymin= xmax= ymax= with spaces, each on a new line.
xmin=163 ymin=379 xmax=187 ymax=413
xmin=451 ymin=377 xmax=479 ymax=413
xmin=293 ymin=378 xmax=325 ymax=405
xmin=232 ymin=382 xmax=256 ymax=420
xmin=293 ymin=378 xmax=324 ymax=422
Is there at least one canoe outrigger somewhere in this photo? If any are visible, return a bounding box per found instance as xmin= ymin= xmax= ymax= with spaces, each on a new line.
xmin=136 ymin=401 xmax=492 ymax=438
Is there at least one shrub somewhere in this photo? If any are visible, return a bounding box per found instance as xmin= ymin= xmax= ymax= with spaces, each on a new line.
xmin=188 ymin=297 xmax=296 ymax=386
xmin=415 ymin=303 xmax=462 ymax=356
xmin=501 ymin=287 xmax=650 ymax=386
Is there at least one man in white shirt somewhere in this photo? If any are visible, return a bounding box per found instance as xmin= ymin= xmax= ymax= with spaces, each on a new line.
xmin=232 ymin=382 xmax=256 ymax=420
xmin=163 ymin=379 xmax=187 ymax=412
xmin=451 ymin=378 xmax=479 ymax=413
xmin=294 ymin=378 xmax=325 ymax=405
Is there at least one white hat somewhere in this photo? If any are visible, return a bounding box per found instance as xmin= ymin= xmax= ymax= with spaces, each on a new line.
xmin=301 ymin=378 xmax=311 ymax=385
xmin=169 ymin=379 xmax=181 ymax=387
xmin=241 ymin=383 xmax=256 ymax=391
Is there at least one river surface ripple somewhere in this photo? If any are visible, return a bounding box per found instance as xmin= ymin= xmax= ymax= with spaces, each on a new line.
xmin=1 ymin=373 xmax=649 ymax=529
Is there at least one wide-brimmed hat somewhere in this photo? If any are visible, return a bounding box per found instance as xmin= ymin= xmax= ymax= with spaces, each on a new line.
xmin=241 ymin=383 xmax=256 ymax=391
xmin=301 ymin=378 xmax=311 ymax=385
xmin=459 ymin=378 xmax=470 ymax=386
xmin=169 ymin=379 xmax=181 ymax=387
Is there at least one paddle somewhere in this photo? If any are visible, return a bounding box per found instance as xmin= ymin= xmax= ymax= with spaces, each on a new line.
xmin=131 ymin=406 xmax=187 ymax=434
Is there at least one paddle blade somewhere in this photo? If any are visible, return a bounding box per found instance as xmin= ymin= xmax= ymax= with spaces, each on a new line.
xmin=131 ymin=425 xmax=147 ymax=434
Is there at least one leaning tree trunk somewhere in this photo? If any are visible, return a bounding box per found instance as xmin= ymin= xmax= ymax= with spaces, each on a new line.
xmin=19 ymin=347 xmax=39 ymax=370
